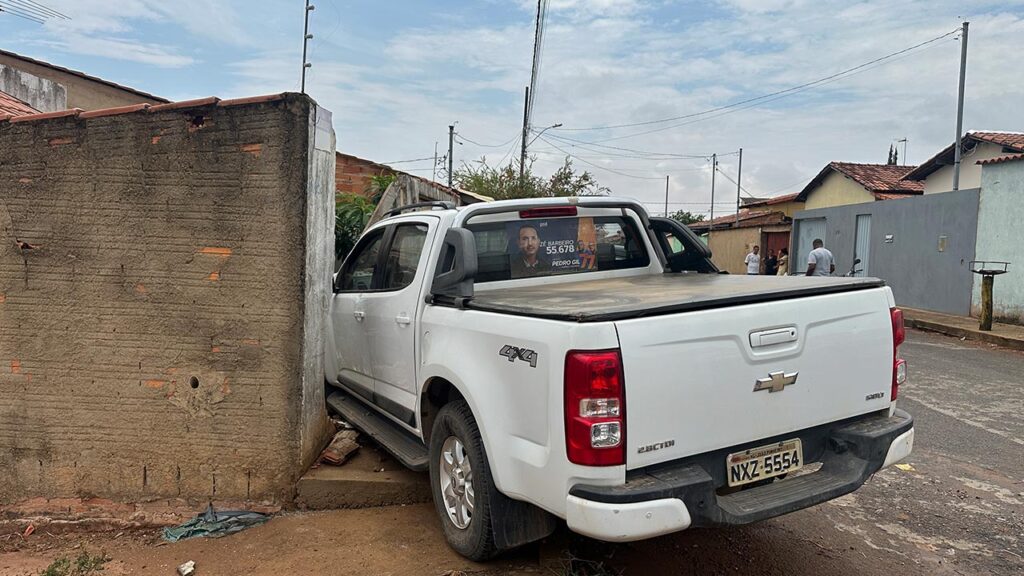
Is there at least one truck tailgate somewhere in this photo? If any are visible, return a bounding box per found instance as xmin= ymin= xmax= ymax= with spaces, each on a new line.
xmin=616 ymin=286 xmax=895 ymax=470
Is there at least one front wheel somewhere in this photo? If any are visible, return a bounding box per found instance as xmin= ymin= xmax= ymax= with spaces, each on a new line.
xmin=429 ymin=400 xmax=498 ymax=561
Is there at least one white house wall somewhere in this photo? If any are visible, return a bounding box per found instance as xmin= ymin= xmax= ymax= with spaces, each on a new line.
xmin=973 ymin=161 xmax=1024 ymax=324
xmin=923 ymin=142 xmax=1005 ymax=194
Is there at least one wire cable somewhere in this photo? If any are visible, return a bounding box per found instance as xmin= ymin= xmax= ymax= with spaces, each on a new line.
xmin=455 ymin=132 xmax=520 ymax=148
xmin=537 ymin=136 xmax=676 ymax=180
xmin=554 ymin=27 xmax=961 ymax=134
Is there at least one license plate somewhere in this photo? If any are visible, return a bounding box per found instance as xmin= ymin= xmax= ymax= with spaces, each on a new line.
xmin=726 ymin=439 xmax=803 ymax=487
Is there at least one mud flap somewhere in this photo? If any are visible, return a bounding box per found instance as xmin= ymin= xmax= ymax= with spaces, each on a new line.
xmin=490 ymin=488 xmax=558 ymax=550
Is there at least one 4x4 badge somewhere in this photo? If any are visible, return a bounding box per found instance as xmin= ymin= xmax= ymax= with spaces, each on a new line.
xmin=754 ymin=371 xmax=798 ymax=393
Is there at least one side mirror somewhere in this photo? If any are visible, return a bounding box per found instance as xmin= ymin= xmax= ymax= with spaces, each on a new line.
xmin=431 ymin=228 xmax=477 ymax=299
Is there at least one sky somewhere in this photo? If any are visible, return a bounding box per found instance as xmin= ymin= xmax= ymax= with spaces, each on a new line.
xmin=3 ymin=0 xmax=1024 ymax=217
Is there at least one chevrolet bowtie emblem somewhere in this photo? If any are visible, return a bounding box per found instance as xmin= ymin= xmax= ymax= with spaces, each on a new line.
xmin=754 ymin=371 xmax=798 ymax=393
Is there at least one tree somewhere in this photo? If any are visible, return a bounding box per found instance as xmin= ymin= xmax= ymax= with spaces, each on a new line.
xmin=669 ymin=210 xmax=706 ymax=225
xmin=453 ymin=156 xmax=608 ymax=200
xmin=335 ymin=193 xmax=375 ymax=263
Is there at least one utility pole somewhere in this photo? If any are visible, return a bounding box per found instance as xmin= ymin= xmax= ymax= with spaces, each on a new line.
xmin=432 ymin=141 xmax=438 ymax=183
xmin=519 ymin=86 xmax=530 ymax=190
xmin=300 ymin=0 xmax=315 ymax=93
xmin=735 ymin=148 xmax=743 ymax=224
xmin=897 ymin=138 xmax=908 ymax=166
xmin=664 ymin=176 xmax=670 ymax=217
xmin=447 ymin=125 xmax=455 ymax=189
xmin=709 ymin=153 xmax=717 ymax=228
xmin=953 ymin=21 xmax=969 ymax=191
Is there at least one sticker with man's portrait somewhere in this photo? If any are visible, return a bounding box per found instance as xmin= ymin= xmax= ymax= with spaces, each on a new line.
xmin=506 ymin=218 xmax=598 ymax=279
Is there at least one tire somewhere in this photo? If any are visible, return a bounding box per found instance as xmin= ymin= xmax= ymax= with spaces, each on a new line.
xmin=429 ymin=400 xmax=498 ymax=561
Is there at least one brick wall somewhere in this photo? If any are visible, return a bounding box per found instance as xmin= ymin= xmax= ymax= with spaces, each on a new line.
xmin=335 ymin=152 xmax=393 ymax=198
xmin=0 ymin=93 xmax=333 ymax=504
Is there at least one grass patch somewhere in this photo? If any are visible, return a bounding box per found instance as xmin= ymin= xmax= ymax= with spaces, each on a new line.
xmin=40 ymin=550 xmax=110 ymax=576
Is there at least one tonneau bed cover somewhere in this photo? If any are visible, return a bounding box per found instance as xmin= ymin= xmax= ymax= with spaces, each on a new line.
xmin=464 ymin=274 xmax=886 ymax=322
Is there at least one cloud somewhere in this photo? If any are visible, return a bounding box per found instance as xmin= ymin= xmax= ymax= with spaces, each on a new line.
xmin=223 ymin=1 xmax=1024 ymax=215
xmin=39 ymin=35 xmax=194 ymax=68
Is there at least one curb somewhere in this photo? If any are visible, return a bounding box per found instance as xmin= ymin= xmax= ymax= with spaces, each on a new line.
xmin=905 ymin=317 xmax=1024 ymax=351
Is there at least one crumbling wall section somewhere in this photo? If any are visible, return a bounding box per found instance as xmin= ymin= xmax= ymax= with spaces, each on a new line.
xmin=0 ymin=93 xmax=331 ymax=504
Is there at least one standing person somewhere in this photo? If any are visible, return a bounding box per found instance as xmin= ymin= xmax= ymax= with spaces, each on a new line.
xmin=744 ymin=245 xmax=761 ymax=275
xmin=776 ymin=248 xmax=789 ymax=276
xmin=805 ymin=239 xmax=835 ymax=277
xmin=764 ymin=249 xmax=778 ymax=276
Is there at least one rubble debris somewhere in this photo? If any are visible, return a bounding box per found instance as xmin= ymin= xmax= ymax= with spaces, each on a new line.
xmin=177 ymin=560 xmax=196 ymax=575
xmin=319 ymin=429 xmax=360 ymax=466
xmin=162 ymin=504 xmax=269 ymax=542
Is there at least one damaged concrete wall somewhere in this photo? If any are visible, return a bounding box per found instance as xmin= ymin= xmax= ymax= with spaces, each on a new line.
xmin=0 ymin=93 xmax=334 ymax=504
xmin=0 ymin=64 xmax=66 ymax=113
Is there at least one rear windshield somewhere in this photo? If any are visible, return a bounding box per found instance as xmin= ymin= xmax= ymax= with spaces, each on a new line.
xmin=467 ymin=215 xmax=650 ymax=283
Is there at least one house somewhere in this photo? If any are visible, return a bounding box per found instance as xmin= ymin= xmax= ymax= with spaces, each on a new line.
xmin=688 ymin=210 xmax=790 ymax=274
xmin=0 ymin=49 xmax=167 ymax=112
xmin=790 ymin=135 xmax=1024 ymax=324
xmin=795 ymin=162 xmax=923 ymax=210
xmin=903 ymin=131 xmax=1024 ymax=194
xmin=740 ymin=192 xmax=804 ymax=218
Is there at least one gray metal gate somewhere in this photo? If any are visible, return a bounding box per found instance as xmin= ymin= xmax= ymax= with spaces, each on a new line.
xmin=795 ymin=218 xmax=826 ymax=274
xmin=853 ymin=214 xmax=872 ymax=277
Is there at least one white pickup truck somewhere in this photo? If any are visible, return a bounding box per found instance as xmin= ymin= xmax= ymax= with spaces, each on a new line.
xmin=324 ymin=197 xmax=914 ymax=560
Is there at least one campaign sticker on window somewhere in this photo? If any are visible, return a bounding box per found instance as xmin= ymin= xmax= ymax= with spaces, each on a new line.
xmin=506 ymin=218 xmax=598 ymax=278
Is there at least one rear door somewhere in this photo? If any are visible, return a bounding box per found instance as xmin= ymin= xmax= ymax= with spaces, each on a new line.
xmin=616 ymin=287 xmax=894 ymax=470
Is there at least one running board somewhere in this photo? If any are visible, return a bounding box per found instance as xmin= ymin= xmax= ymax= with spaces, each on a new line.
xmin=326 ymin=390 xmax=429 ymax=471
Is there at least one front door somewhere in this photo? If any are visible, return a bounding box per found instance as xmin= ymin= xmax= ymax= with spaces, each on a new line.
xmin=363 ymin=219 xmax=434 ymax=428
xmin=330 ymin=227 xmax=387 ymax=402
xmin=854 ymin=214 xmax=871 ymax=277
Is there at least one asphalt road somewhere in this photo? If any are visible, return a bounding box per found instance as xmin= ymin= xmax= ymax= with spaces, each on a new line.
xmin=556 ymin=329 xmax=1024 ymax=575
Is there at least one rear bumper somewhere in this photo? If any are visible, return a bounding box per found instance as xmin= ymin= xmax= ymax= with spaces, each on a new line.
xmin=567 ymin=409 xmax=913 ymax=541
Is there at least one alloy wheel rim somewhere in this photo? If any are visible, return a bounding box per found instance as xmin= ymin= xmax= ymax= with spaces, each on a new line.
xmin=439 ymin=435 xmax=475 ymax=530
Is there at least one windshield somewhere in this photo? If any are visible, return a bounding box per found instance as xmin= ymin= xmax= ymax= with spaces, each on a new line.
xmin=467 ymin=215 xmax=650 ymax=283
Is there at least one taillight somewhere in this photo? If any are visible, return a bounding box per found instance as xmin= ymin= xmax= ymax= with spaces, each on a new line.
xmin=565 ymin=350 xmax=625 ymax=466
xmin=891 ymin=308 xmax=906 ymax=401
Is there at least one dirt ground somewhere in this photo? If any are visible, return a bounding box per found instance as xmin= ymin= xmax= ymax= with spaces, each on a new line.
xmin=2 ymin=330 xmax=1021 ymax=576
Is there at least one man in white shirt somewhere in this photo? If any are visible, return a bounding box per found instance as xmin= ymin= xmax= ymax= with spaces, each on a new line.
xmin=805 ymin=239 xmax=835 ymax=277
xmin=744 ymin=245 xmax=761 ymax=275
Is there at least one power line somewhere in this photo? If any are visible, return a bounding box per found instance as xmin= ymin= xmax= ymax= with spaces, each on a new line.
xmin=18 ymin=0 xmax=66 ymax=18
xmin=537 ymin=136 xmax=674 ymax=181
xmin=714 ymin=165 xmax=757 ymax=199
xmin=0 ymin=2 xmax=44 ymax=22
xmin=555 ymin=27 xmax=961 ymax=134
xmin=455 ymin=132 xmax=519 ymax=148
xmin=543 ymin=131 xmax=735 ymax=159
xmin=381 ymin=156 xmax=436 ymax=165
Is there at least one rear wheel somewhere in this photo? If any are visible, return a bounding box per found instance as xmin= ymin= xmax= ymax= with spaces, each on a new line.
xmin=429 ymin=400 xmax=497 ymax=561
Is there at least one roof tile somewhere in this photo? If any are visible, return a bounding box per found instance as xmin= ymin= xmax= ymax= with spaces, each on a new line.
xmin=8 ymin=108 xmax=83 ymax=123
xmin=977 ymin=152 xmax=1024 ymax=166
xmin=148 ymin=97 xmax=220 ymax=112
xmin=78 ymin=103 xmax=150 ymax=119
xmin=830 ymin=162 xmax=924 ymax=193
xmin=0 ymin=90 xmax=39 ymax=117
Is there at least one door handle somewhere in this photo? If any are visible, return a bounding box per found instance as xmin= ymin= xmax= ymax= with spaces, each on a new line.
xmin=353 ymin=310 xmax=366 ymax=321
xmin=395 ymin=313 xmax=411 ymax=326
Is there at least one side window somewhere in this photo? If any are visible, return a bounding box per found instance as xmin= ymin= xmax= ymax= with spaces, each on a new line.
xmin=339 ymin=231 xmax=385 ymax=291
xmin=382 ymin=224 xmax=429 ymax=290
xmin=661 ymin=232 xmax=686 ymax=257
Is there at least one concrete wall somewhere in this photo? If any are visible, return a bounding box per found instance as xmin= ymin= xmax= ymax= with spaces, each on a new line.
xmin=804 ymin=171 xmax=876 ymax=210
xmin=709 ymin=227 xmax=761 ymax=274
xmin=0 ymin=93 xmax=333 ymax=504
xmin=922 ymin=142 xmax=1003 ymax=194
xmin=793 ymin=189 xmax=980 ymax=315
xmin=973 ymin=161 xmax=1024 ymax=323
xmin=0 ymin=53 xmax=164 ymax=111
xmin=0 ymin=64 xmax=66 ymax=112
